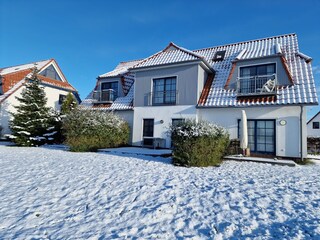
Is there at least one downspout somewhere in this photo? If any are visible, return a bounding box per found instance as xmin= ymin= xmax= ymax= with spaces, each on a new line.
xmin=300 ymin=105 xmax=303 ymax=162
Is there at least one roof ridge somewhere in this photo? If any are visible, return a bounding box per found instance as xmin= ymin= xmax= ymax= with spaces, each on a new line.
xmin=131 ymin=42 xmax=204 ymax=69
xmin=0 ymin=59 xmax=52 ymax=70
xmin=119 ymin=58 xmax=144 ymax=64
xmin=130 ymin=49 xmax=164 ymax=68
xmin=193 ymin=33 xmax=297 ymax=52
xmin=169 ymin=42 xmax=204 ymax=59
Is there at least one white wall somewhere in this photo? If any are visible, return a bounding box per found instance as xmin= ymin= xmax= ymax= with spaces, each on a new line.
xmin=132 ymin=105 xmax=197 ymax=148
xmin=307 ymin=113 xmax=320 ymax=137
xmin=198 ymin=106 xmax=307 ymax=158
xmin=42 ymin=85 xmax=72 ymax=110
xmin=133 ymin=63 xmax=207 ymax=107
xmin=0 ymin=85 xmax=71 ymax=137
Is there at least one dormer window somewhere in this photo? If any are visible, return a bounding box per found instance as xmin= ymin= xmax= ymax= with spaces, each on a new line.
xmin=237 ymin=63 xmax=276 ymax=96
xmin=93 ymin=81 xmax=119 ymax=103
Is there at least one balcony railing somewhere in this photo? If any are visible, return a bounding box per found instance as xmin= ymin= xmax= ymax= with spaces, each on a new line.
xmin=237 ymin=74 xmax=277 ymax=96
xmin=92 ymin=89 xmax=117 ymax=103
xmin=146 ymin=90 xmax=178 ymax=106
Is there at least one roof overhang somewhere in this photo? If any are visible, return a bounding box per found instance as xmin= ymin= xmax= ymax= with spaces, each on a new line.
xmin=196 ymin=102 xmax=319 ymax=109
xmin=129 ymin=59 xmax=214 ymax=73
xmin=231 ymin=54 xmax=284 ymax=63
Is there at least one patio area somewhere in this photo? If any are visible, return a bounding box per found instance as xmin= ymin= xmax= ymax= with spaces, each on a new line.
xmin=224 ymin=155 xmax=296 ymax=167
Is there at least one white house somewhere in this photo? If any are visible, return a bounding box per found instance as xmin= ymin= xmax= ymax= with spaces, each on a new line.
xmin=307 ymin=111 xmax=320 ymax=137
xmin=0 ymin=59 xmax=80 ymax=137
xmin=82 ymin=33 xmax=318 ymax=160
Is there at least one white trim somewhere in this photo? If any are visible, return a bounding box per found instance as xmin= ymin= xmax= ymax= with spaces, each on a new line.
xmin=39 ymin=62 xmax=66 ymax=82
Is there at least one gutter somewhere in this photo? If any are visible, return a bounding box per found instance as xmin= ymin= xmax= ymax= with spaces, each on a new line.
xmin=300 ymin=105 xmax=304 ymax=161
xmin=196 ymin=102 xmax=318 ymax=109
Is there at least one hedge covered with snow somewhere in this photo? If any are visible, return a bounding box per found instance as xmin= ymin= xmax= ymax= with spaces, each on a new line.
xmin=63 ymin=109 xmax=129 ymax=152
xmin=170 ymin=119 xmax=229 ymax=167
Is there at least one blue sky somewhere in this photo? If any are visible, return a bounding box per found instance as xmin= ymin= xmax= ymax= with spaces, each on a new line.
xmin=1 ymin=0 xmax=320 ymax=119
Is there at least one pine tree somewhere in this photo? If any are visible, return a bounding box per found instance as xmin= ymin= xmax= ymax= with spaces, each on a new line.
xmin=9 ymin=67 xmax=58 ymax=146
xmin=61 ymin=92 xmax=78 ymax=115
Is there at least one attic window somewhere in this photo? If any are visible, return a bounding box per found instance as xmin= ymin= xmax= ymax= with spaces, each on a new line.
xmin=213 ymin=50 xmax=226 ymax=61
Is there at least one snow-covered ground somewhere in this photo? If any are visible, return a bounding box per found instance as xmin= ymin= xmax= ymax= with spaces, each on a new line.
xmin=0 ymin=145 xmax=319 ymax=240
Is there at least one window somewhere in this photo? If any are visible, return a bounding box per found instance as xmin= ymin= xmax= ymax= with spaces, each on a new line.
xmin=153 ymin=77 xmax=176 ymax=105
xmin=101 ymin=81 xmax=118 ymax=101
xmin=143 ymin=119 xmax=154 ymax=146
xmin=313 ymin=122 xmax=319 ymax=129
xmin=39 ymin=65 xmax=62 ymax=81
xmin=240 ymin=64 xmax=276 ymax=78
xmin=59 ymin=94 xmax=66 ymax=104
xmin=238 ymin=63 xmax=276 ymax=95
xmin=213 ymin=50 xmax=226 ymax=61
xmin=172 ymin=118 xmax=185 ymax=127
xmin=238 ymin=119 xmax=275 ymax=154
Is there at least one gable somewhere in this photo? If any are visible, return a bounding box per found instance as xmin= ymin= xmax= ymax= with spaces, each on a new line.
xmin=131 ymin=42 xmax=209 ymax=70
xmin=39 ymin=64 xmax=62 ymax=81
xmin=39 ymin=61 xmax=67 ymax=82
xmin=307 ymin=111 xmax=320 ymax=125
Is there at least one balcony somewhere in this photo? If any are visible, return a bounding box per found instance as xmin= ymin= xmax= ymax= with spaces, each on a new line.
xmin=146 ymin=90 xmax=178 ymax=106
xmin=92 ymin=89 xmax=117 ymax=103
xmin=237 ymin=74 xmax=277 ymax=96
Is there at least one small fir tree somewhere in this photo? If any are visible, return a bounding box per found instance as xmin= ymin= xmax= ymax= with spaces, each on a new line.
xmin=9 ymin=67 xmax=58 ymax=146
xmin=61 ymin=92 xmax=78 ymax=115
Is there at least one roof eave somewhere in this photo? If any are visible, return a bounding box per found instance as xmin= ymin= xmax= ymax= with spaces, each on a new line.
xmin=129 ymin=59 xmax=214 ymax=73
xmin=196 ymin=102 xmax=319 ymax=109
xmin=231 ymin=53 xmax=284 ymax=63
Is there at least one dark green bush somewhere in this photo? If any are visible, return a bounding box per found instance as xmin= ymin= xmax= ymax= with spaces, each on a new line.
xmin=170 ymin=119 xmax=229 ymax=167
xmin=63 ymin=109 xmax=129 ymax=152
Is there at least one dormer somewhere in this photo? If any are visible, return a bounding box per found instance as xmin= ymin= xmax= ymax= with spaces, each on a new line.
xmin=224 ymin=43 xmax=295 ymax=98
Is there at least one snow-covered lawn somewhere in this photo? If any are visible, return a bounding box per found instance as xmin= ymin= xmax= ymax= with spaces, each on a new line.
xmin=0 ymin=145 xmax=319 ymax=239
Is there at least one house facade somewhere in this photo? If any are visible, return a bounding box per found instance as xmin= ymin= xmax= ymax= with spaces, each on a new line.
xmin=307 ymin=111 xmax=320 ymax=137
xmin=82 ymin=33 xmax=318 ymax=159
xmin=0 ymin=59 xmax=80 ymax=137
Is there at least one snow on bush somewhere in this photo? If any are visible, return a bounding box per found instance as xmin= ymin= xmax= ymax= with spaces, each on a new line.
xmin=170 ymin=119 xmax=229 ymax=167
xmin=63 ymin=109 xmax=129 ymax=152
xmin=9 ymin=69 xmax=62 ymax=146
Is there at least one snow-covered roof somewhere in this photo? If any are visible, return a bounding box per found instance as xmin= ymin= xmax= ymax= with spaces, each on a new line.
xmin=80 ymin=84 xmax=134 ymax=111
xmin=0 ymin=59 xmax=78 ymax=103
xmin=83 ymin=33 xmax=318 ymax=110
xmin=195 ymin=33 xmax=318 ymax=107
xmin=99 ymin=59 xmax=142 ymax=78
xmin=0 ymin=59 xmax=51 ymax=75
xmin=131 ymin=42 xmax=208 ymax=69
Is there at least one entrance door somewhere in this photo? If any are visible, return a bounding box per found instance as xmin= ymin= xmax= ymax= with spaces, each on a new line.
xmin=239 ymin=119 xmax=275 ymax=155
xmin=143 ymin=119 xmax=154 ymax=146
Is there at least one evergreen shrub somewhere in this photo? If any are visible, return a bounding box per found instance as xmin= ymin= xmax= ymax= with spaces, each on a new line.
xmin=170 ymin=119 xmax=229 ymax=167
xmin=9 ymin=69 xmax=61 ymax=146
xmin=63 ymin=109 xmax=129 ymax=152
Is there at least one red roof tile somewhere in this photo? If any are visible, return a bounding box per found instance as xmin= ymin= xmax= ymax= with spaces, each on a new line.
xmin=1 ymin=69 xmax=32 ymax=93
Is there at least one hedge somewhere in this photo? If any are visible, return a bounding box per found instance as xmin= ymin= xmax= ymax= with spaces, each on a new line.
xmin=170 ymin=119 xmax=229 ymax=167
xmin=63 ymin=109 xmax=129 ymax=152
